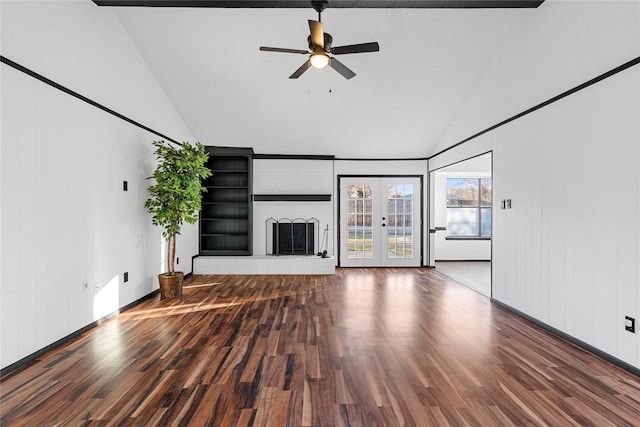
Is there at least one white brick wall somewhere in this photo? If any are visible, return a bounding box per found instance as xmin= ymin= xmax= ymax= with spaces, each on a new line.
xmin=253 ymin=159 xmax=333 ymax=194
xmin=253 ymin=159 xmax=334 ymax=256
xmin=194 ymin=255 xmax=335 ymax=275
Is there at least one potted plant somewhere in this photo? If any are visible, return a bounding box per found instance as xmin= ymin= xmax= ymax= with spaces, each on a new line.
xmin=145 ymin=140 xmax=212 ymax=299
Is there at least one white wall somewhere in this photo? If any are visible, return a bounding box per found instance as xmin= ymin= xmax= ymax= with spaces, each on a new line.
xmin=433 ymin=0 xmax=640 ymax=156
xmin=1 ymin=1 xmax=195 ymax=370
xmin=429 ymin=0 xmax=640 ymax=368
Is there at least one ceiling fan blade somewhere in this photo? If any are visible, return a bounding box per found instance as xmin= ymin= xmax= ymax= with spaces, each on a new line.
xmin=289 ymin=60 xmax=311 ymax=79
xmin=260 ymin=46 xmax=309 ymax=55
xmin=329 ymin=57 xmax=356 ymax=80
xmin=308 ymin=20 xmax=324 ymax=49
xmin=331 ymin=42 xmax=380 ymax=55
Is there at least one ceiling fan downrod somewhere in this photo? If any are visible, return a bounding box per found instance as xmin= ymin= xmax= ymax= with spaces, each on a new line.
xmin=311 ymin=0 xmax=327 ymax=22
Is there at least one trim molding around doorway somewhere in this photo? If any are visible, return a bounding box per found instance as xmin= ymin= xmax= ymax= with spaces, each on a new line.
xmin=336 ymin=174 xmax=425 ymax=267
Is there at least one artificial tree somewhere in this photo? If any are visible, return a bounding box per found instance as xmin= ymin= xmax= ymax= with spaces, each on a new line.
xmin=145 ymin=140 xmax=212 ymax=298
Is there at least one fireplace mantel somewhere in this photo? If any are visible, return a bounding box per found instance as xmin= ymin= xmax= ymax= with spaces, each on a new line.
xmin=253 ymin=194 xmax=331 ymax=202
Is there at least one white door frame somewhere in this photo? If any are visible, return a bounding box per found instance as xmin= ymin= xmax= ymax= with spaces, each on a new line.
xmin=337 ymin=175 xmax=424 ymax=267
xmin=427 ymin=152 xmax=493 ymax=297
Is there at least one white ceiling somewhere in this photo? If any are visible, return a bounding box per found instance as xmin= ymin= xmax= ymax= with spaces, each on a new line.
xmin=111 ymin=6 xmax=535 ymax=158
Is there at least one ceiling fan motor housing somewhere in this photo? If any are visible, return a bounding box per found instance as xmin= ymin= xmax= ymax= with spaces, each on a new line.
xmin=308 ymin=33 xmax=333 ymax=51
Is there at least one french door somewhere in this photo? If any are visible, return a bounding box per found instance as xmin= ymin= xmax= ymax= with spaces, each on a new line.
xmin=339 ymin=177 xmax=422 ymax=267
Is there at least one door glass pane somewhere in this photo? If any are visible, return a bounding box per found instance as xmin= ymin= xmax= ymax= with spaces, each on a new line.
xmin=347 ymin=184 xmax=373 ymax=259
xmin=387 ymin=184 xmax=414 ymax=259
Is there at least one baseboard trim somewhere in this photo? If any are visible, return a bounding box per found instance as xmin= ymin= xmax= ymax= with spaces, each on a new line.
xmin=491 ymin=298 xmax=640 ymax=377
xmin=0 ymin=289 xmax=160 ymax=378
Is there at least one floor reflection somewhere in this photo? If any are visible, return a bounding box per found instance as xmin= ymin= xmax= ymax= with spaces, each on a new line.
xmin=435 ymin=261 xmax=491 ymax=297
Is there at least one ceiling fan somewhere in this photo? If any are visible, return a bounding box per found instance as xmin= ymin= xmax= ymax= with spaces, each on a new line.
xmin=259 ymin=0 xmax=380 ymax=80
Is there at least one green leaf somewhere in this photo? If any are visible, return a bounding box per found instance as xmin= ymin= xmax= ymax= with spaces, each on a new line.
xmin=145 ymin=140 xmax=212 ymax=273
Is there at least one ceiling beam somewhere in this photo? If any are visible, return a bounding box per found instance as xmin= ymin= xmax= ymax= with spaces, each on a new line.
xmin=93 ymin=0 xmax=544 ymax=8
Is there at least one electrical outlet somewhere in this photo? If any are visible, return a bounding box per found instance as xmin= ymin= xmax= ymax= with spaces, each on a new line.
xmin=123 ymin=180 xmax=128 ymax=191
xmin=625 ymin=316 xmax=635 ymax=333
xmin=506 ymin=199 xmax=512 ymax=209
xmin=124 ymin=272 xmax=128 ymax=283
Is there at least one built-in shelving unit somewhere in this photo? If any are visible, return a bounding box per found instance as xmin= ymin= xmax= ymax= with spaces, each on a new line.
xmin=200 ymin=147 xmax=253 ymax=255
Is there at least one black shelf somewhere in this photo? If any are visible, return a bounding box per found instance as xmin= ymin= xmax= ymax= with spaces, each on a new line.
xmin=200 ymin=147 xmax=253 ymax=256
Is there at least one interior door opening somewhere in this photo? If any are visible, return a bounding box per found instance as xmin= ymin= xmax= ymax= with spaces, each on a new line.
xmin=428 ymin=153 xmax=492 ymax=297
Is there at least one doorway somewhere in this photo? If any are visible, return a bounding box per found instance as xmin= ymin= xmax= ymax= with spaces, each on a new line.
xmin=339 ymin=176 xmax=422 ymax=267
xmin=428 ymin=153 xmax=492 ymax=297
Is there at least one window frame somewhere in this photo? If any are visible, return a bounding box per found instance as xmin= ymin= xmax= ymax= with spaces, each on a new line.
xmin=445 ymin=177 xmax=492 ymax=240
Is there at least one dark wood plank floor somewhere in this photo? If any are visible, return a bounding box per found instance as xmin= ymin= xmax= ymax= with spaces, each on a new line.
xmin=1 ymin=268 xmax=639 ymax=426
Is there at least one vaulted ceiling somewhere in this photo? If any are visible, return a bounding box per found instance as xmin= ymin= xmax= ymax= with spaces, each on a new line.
xmin=99 ymin=0 xmax=543 ymax=158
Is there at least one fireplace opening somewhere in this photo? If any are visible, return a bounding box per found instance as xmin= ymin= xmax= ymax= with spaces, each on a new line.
xmin=266 ymin=218 xmax=319 ymax=256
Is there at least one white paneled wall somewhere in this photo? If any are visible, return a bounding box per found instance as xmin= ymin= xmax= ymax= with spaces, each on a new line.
xmin=433 ymin=0 xmax=640 ymax=155
xmin=1 ymin=2 xmax=195 ymax=370
xmin=428 ymin=0 xmax=640 ymax=370
xmin=430 ymin=66 xmax=640 ymax=368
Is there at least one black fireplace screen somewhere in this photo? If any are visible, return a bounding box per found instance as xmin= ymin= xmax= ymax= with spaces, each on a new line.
xmin=273 ymin=222 xmax=314 ymax=255
xmin=266 ymin=218 xmax=319 ymax=256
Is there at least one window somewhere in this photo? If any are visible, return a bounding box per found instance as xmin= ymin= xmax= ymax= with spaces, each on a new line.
xmin=446 ymin=178 xmax=492 ymax=238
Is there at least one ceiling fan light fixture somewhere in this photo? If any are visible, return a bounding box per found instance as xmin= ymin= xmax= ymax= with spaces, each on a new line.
xmin=310 ymin=52 xmax=329 ymax=69
xmin=259 ymin=1 xmax=378 ymax=79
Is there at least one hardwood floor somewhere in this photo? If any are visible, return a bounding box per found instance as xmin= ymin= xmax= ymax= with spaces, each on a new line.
xmin=1 ymin=268 xmax=639 ymax=426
